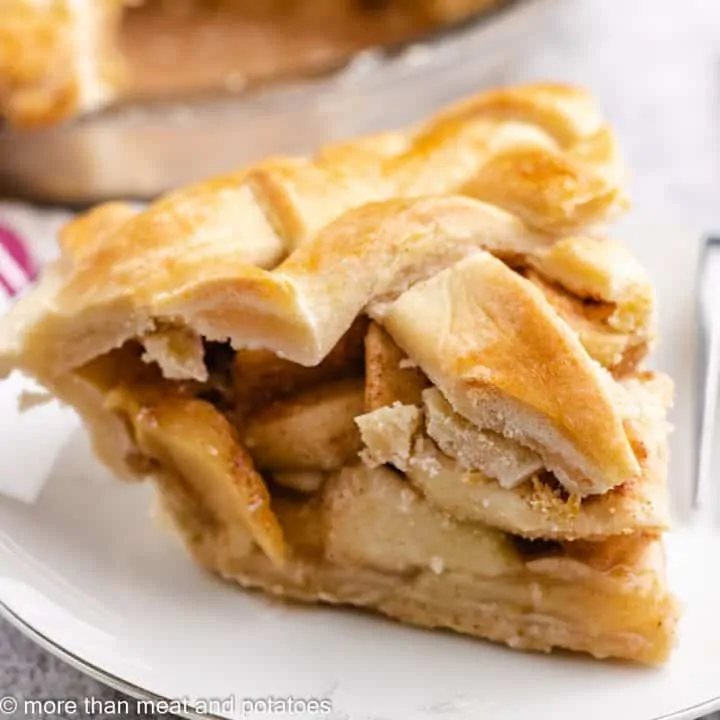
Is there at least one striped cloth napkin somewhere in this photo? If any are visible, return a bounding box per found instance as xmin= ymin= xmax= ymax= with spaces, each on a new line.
xmin=0 ymin=203 xmax=76 ymax=502
xmin=0 ymin=223 xmax=38 ymax=302
xmin=0 ymin=202 xmax=71 ymax=309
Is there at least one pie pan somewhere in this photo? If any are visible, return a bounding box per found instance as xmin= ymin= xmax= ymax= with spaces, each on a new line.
xmin=0 ymin=0 xmax=549 ymax=204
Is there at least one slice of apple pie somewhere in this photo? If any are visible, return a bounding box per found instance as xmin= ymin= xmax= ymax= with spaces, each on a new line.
xmin=0 ymin=83 xmax=679 ymax=663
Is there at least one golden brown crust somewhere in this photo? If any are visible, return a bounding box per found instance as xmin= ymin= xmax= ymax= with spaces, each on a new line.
xmin=421 ymin=386 xmax=543 ymax=487
xmin=356 ymin=403 xmax=423 ymax=471
xmin=0 ymin=86 xmax=658 ymax=524
xmin=0 ymin=0 xmax=119 ymax=127
xmin=404 ymin=435 xmax=668 ymax=541
xmin=523 ymin=269 xmax=650 ymax=374
xmin=1 ymin=199 xmax=645 ymax=497
xmin=357 ymin=372 xmax=671 ymax=540
xmin=0 ymin=84 xmax=633 ymax=375
xmin=416 ymin=0 xmax=501 ymax=22
xmin=380 ymin=252 xmax=640 ymax=495
xmin=529 ymin=236 xmax=655 ymax=334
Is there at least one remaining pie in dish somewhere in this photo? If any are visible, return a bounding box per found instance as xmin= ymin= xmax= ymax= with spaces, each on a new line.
xmin=0 ymin=83 xmax=679 ymax=663
xmin=0 ymin=0 xmax=503 ymax=127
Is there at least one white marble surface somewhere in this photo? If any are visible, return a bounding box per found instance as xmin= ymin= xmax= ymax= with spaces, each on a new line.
xmin=514 ymin=0 xmax=720 ymax=232
xmin=1 ymin=0 xmax=719 ymax=717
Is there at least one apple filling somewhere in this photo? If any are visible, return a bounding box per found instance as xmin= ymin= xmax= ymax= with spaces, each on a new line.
xmin=68 ymin=270 xmax=674 ymax=664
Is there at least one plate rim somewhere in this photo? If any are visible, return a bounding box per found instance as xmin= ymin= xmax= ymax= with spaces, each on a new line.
xmin=2 ymin=593 xmax=720 ymax=720
xmin=0 ymin=599 xmax=215 ymax=720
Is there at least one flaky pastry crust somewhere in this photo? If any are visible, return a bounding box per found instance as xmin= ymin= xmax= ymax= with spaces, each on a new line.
xmin=163 ymin=464 xmax=678 ymax=665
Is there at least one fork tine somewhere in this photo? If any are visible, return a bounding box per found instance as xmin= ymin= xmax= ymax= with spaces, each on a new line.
xmin=694 ymin=237 xmax=720 ymax=508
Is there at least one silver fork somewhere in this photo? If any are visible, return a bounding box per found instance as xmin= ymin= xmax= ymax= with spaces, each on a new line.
xmin=694 ymin=236 xmax=720 ymax=507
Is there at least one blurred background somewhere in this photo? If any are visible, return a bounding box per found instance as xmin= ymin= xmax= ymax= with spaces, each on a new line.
xmin=1 ymin=0 xmax=718 ymax=229
xmin=0 ymin=0 xmax=718 ymax=716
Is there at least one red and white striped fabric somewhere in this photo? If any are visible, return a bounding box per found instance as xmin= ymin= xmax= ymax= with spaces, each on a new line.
xmin=0 ymin=223 xmax=38 ymax=301
xmin=0 ymin=203 xmax=75 ymax=502
xmin=0 ymin=203 xmax=72 ymax=311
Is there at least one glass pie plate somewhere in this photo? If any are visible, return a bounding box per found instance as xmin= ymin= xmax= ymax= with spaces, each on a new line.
xmin=0 ymin=0 xmax=552 ymax=204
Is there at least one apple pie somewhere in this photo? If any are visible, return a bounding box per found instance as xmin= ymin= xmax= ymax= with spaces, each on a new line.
xmin=0 ymin=0 xmax=502 ymax=127
xmin=0 ymin=83 xmax=679 ymax=663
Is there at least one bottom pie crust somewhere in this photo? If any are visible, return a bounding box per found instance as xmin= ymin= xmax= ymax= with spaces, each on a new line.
xmin=155 ymin=462 xmax=679 ymax=665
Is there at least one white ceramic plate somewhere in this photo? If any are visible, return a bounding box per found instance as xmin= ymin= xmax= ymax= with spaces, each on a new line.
xmin=0 ymin=217 xmax=719 ymax=720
